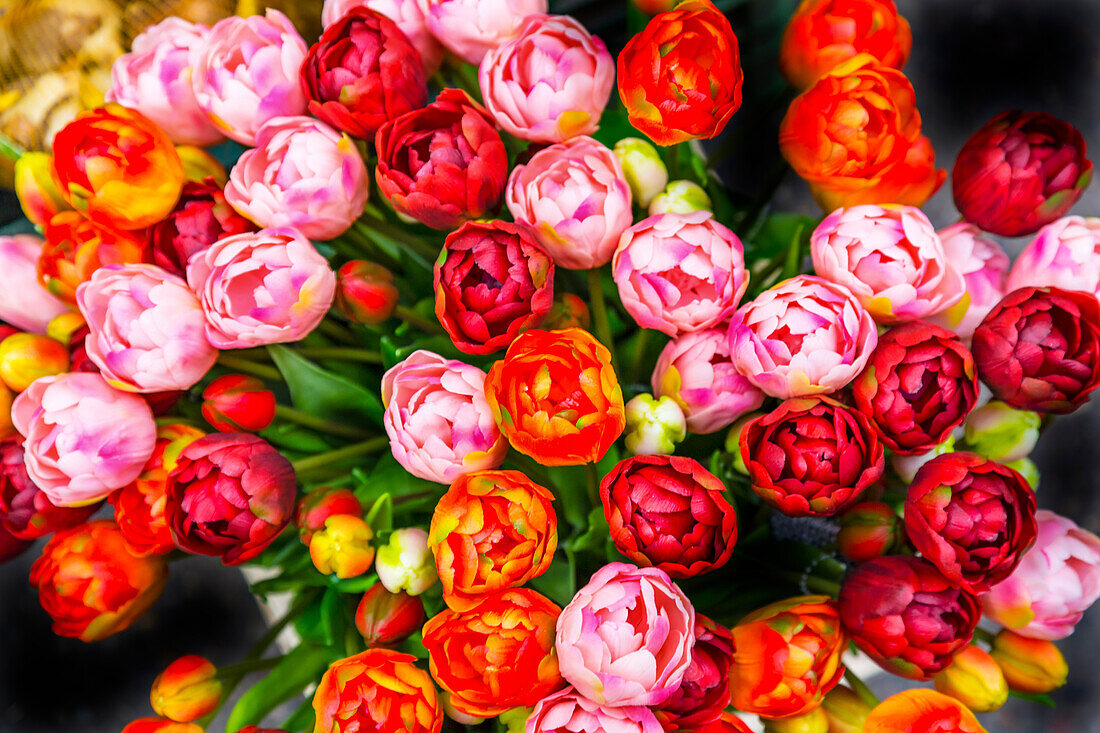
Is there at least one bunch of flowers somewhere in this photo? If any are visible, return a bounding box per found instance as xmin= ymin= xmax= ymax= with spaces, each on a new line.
xmin=4 ymin=1 xmax=1100 ymax=732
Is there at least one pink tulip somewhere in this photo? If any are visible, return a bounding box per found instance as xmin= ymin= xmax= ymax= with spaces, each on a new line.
xmin=0 ymin=235 xmax=69 ymax=334
xmin=1006 ymin=216 xmax=1100 ymax=298
xmin=729 ymin=274 xmax=878 ymax=399
xmin=421 ymin=0 xmax=548 ymax=65
xmin=526 ymin=687 xmax=663 ymax=733
xmin=926 ymin=222 xmax=1010 ymax=341
xmin=12 ymin=373 xmax=156 ymax=507
xmin=613 ymin=212 xmax=748 ymax=336
xmin=983 ymin=509 xmax=1100 ymax=640
xmin=652 ymin=327 xmax=765 ymax=434
xmin=76 ymin=264 xmax=218 ymax=393
xmin=191 ymin=10 xmax=308 ymax=146
xmin=106 ymin=18 xmax=224 ymax=146
xmin=810 ymin=204 xmax=965 ymax=324
xmin=506 ymin=135 xmax=632 ymax=270
xmin=382 ymin=350 xmax=507 ymax=484
xmin=224 ymin=116 xmax=369 ymax=241
xmin=479 ymin=14 xmax=613 ymax=143
xmin=186 ymin=227 xmax=336 ymax=348
xmin=321 ymin=0 xmax=444 ymax=74
xmin=556 ymin=562 xmax=695 ymax=707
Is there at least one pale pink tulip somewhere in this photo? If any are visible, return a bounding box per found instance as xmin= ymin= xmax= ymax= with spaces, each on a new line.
xmin=12 ymin=373 xmax=156 ymax=507
xmin=1006 ymin=215 xmax=1100 ymax=298
xmin=224 ymin=116 xmax=369 ymax=241
xmin=186 ymin=228 xmax=336 ymax=349
xmin=0 ymin=235 xmax=69 ymax=334
xmin=556 ymin=562 xmax=695 ymax=707
xmin=506 ymin=136 xmax=632 ymax=270
xmin=322 ymin=0 xmax=444 ymax=73
xmin=421 ymin=0 xmax=548 ymax=65
xmin=613 ymin=212 xmax=748 ymax=336
xmin=926 ymin=222 xmax=1010 ymax=341
xmin=729 ymin=274 xmax=879 ymax=399
xmin=526 ymin=687 xmax=663 ymax=733
xmin=811 ymin=204 xmax=965 ymax=324
xmin=381 ymin=350 xmax=507 ymax=484
xmin=191 ymin=10 xmax=308 ymax=146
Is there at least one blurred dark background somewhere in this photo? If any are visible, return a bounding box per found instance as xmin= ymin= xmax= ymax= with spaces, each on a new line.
xmin=3 ymin=0 xmax=1100 ymax=731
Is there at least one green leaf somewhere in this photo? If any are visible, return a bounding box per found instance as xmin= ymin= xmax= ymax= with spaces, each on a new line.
xmin=745 ymin=213 xmax=819 ymax=265
xmin=280 ymin=697 xmax=316 ymax=732
xmin=567 ymin=507 xmax=611 ymax=554
xmin=333 ymin=573 xmax=379 ymax=594
xmin=268 ymin=345 xmax=384 ymax=427
xmin=357 ymin=453 xmax=441 ymax=505
xmin=319 ymin=585 xmax=347 ymax=648
xmin=1008 ymin=689 xmax=1056 ymax=708
xmin=224 ymin=644 xmax=335 ymax=733
xmin=259 ymin=423 xmax=335 ymax=454
xmin=528 ymin=550 xmax=575 ymax=607
xmin=365 ymin=494 xmax=393 ymax=534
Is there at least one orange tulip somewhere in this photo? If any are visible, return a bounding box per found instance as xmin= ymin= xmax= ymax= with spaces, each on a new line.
xmin=150 ymin=655 xmax=222 ymax=722
xmin=864 ymin=689 xmax=987 ymax=733
xmin=312 ymin=649 xmax=442 ymax=733
xmin=40 ymin=212 xmax=150 ymax=305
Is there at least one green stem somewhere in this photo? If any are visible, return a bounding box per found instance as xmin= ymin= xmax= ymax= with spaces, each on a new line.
xmin=587 ymin=269 xmax=615 ymax=359
xmin=505 ymin=451 xmax=557 ymax=489
xmin=973 ymin=627 xmax=995 ymax=645
xmin=341 ymin=226 xmax=402 ymax=270
xmin=214 ymin=654 xmax=285 ymax=680
xmin=357 ymin=217 xmax=440 ymax=261
xmin=274 ymin=404 xmax=373 ymax=440
xmin=455 ymin=63 xmax=483 ymax=101
xmin=394 ymin=304 xmax=443 ymax=334
xmin=628 ymin=329 xmax=653 ymax=385
xmin=774 ymin=569 xmax=841 ymax=598
xmin=845 ymin=668 xmax=880 ymax=708
xmin=294 ymin=346 xmax=383 ymax=364
xmin=218 ymin=354 xmax=284 ymax=381
xmin=316 ymin=319 xmax=358 ymax=344
xmin=0 ymin=133 xmax=25 ymax=162
xmin=291 ymin=436 xmax=389 ymax=475
xmin=586 ymin=463 xmax=602 ymax=507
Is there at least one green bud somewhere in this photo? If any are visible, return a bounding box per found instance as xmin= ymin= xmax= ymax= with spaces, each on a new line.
xmin=613 ymin=137 xmax=669 ymax=207
xmin=649 ymin=179 xmax=713 ymax=215
xmin=1006 ymin=456 xmax=1041 ymax=490
xmin=725 ymin=412 xmax=763 ymax=475
xmin=963 ymin=401 xmax=1041 ymax=462
xmin=624 ymin=394 xmax=687 ymax=455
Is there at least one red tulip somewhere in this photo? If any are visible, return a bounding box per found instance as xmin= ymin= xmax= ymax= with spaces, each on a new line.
xmin=201 ymin=374 xmax=277 ymax=433
xmin=150 ymin=180 xmax=256 ymax=278
xmin=355 ymin=584 xmax=425 ymax=646
xmin=654 ymin=615 xmax=733 ymax=731
xmin=335 ymin=260 xmax=399 ymax=326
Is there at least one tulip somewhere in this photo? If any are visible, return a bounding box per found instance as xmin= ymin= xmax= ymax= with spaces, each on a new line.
xmin=653 ymin=616 xmax=733 ymax=731
xmin=953 ymin=111 xmax=1092 ymax=237
xmin=434 ymin=220 xmax=554 ymax=355
xmin=423 ymin=588 xmax=563 ymax=718
xmin=0 ymin=435 xmax=99 ymax=540
xmin=150 ymin=180 xmax=256 ymax=279
xmin=728 ymin=274 xmax=878 ymax=399
xmin=820 ymin=685 xmax=872 ymax=733
xmin=321 ymin=0 xmax=444 ymax=74
xmin=382 ymin=350 xmax=507 ymax=484
xmin=982 ymin=509 xmax=1100 ymax=640
xmin=421 ymin=0 xmax=548 ymax=65
xmin=295 ymin=487 xmax=364 ymax=546
xmin=13 ymin=372 xmax=157 ymax=507
xmin=201 ymin=375 xmax=276 ymax=433
xmin=1008 ymin=456 xmax=1041 ymax=489
xmin=891 ymin=436 xmax=955 ymax=483
xmin=14 ymin=152 xmax=71 ymax=227
xmin=927 ymin=223 xmax=1010 ymax=342
xmin=506 ymin=136 xmax=632 ymax=270
xmin=40 ymin=213 xmax=151 ymax=306
xmin=865 ymin=691 xmax=988 ymax=733
xmin=963 ymin=401 xmax=1040 ymax=462
xmin=613 ymin=137 xmax=669 ymax=208
xmin=972 ymin=286 xmax=1100 ymax=414
xmin=933 ymin=645 xmax=1007 ymax=713
xmin=355 ymin=584 xmax=424 ymax=646
xmin=0 ymin=235 xmax=69 ymax=333
xmin=649 ymin=180 xmax=713 ymax=215
xmin=485 ymin=329 xmax=624 ymax=465
xmin=479 ymin=14 xmax=614 ymax=143
xmin=375 ymin=89 xmax=508 ymax=231
xmin=556 ymin=563 xmax=695 ymax=707
xmin=191 ymin=10 xmax=308 ymax=146
xmin=441 ymin=692 xmax=484 ymax=725
xmin=837 ymin=501 xmax=901 ymax=562
xmin=429 ymin=470 xmax=557 ymax=610
xmin=617 ymin=1 xmax=743 ymax=145
xmin=623 ymin=394 xmax=687 ymax=455
xmin=29 ymin=520 xmax=168 ymax=641
xmin=106 ymin=18 xmax=224 ymax=146
xmin=779 ymin=0 xmax=911 ymax=89
xmin=166 ymin=433 xmax=296 ymax=565
xmin=150 ymin=655 xmax=222 ymax=722
xmin=541 ymin=292 xmax=591 ymax=331
xmin=122 ymin=719 xmax=204 ymax=733
xmin=740 ymin=397 xmax=885 ymax=516
xmin=301 ymin=8 xmax=427 ymax=140
xmin=728 ymin=596 xmax=846 ymax=718
xmin=336 ymin=260 xmax=400 ymax=326
xmin=176 ymin=146 xmax=227 ymax=186
xmin=780 ymin=56 xmax=943 ymax=210
xmin=811 ymin=205 xmax=964 ymax=323
xmin=614 ymin=212 xmax=748 ymax=336
xmin=187 ymin=228 xmax=336 ymax=349
xmin=762 ymin=709 xmax=828 ymax=733
xmin=310 ymin=514 xmax=376 ymax=578
xmin=989 ymin=630 xmax=1068 ymax=694
xmin=839 ymin=556 xmax=981 ymax=679
xmin=375 ymin=527 xmax=435 ymax=595
xmin=600 ymin=455 xmax=737 ymax=578
xmin=0 ymin=333 xmax=69 ymax=392
xmin=1005 ymin=216 xmax=1100 ymax=297
xmin=851 ymin=321 xmax=979 ymax=455
xmin=526 ymin=687 xmax=662 ymax=733
xmin=312 ymin=649 xmax=442 ymax=733
xmin=46 ymin=313 xmax=85 ymax=350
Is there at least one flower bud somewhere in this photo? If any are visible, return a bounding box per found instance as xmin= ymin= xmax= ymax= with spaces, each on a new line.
xmin=310 ymin=514 xmax=375 ymax=578
xmin=499 ymin=706 xmax=533 ymax=733
xmin=175 ymin=145 xmax=228 ymax=186
xmin=613 ymin=137 xmax=669 ymax=208
xmin=1007 ymin=457 xmax=1040 ymax=490
xmin=150 ymin=655 xmax=223 ymax=722
xmin=540 ymin=292 xmax=591 ymax=331
xmin=375 ymin=527 xmax=436 ymax=595
xmin=295 ymin=487 xmax=363 ymax=546
xmin=933 ymin=645 xmax=1008 ymax=713
xmin=649 ymin=180 xmax=713 ymax=215
xmin=14 ymin=152 xmax=70 ymax=227
xmin=838 ymin=502 xmax=901 ymax=563
xmin=335 ymin=260 xmax=399 ymax=326
xmin=762 ymin=707 xmax=828 ymax=733
xmin=201 ymin=375 xmax=277 ymax=433
xmin=355 ymin=584 xmax=425 ymax=646
xmin=990 ymin=629 xmax=1068 ymax=694
xmin=820 ymin=686 xmax=872 ymax=733
xmin=963 ymin=401 xmax=1041 ymax=462
xmin=891 ymin=436 xmax=955 ymax=483
xmin=46 ymin=312 xmax=86 ymax=347
xmin=724 ymin=412 xmax=761 ymax=475
xmin=0 ymin=333 xmax=69 ymax=392
xmin=624 ymin=394 xmax=687 ymax=455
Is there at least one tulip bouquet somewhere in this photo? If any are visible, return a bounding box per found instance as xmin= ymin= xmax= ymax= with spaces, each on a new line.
xmin=4 ymin=0 xmax=1100 ymax=732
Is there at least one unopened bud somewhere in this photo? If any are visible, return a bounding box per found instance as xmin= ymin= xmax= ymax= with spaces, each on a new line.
xmin=762 ymin=706 xmax=828 ymax=733
xmin=336 ymin=260 xmax=399 ymax=326
xmin=990 ymin=629 xmax=1068 ymax=694
xmin=821 ymin=685 xmax=872 ymax=733
xmin=375 ymin=527 xmax=436 ymax=595
xmin=14 ymin=152 xmax=70 ymax=227
xmin=201 ymin=374 xmax=276 ymax=433
xmin=933 ymin=644 xmax=1008 ymax=713
xmin=613 ymin=137 xmax=669 ymax=208
xmin=150 ymin=655 xmax=222 ymax=722
xmin=963 ymin=401 xmax=1040 ymax=462
xmin=46 ymin=311 xmax=86 ymax=346
xmin=891 ymin=436 xmax=955 ymax=483
xmin=499 ymin=707 xmax=534 ymax=733
xmin=1006 ymin=456 xmax=1040 ymax=490
xmin=624 ymin=394 xmax=687 ymax=455
xmin=0 ymin=332 xmax=69 ymax=391
xmin=295 ymin=487 xmax=363 ymax=546
xmin=354 ymin=584 xmax=425 ymax=646
xmin=175 ymin=145 xmax=228 ymax=187
xmin=540 ymin=292 xmax=591 ymax=331
xmin=310 ymin=514 xmax=376 ymax=578
xmin=649 ymin=180 xmax=713 ymax=215
xmin=837 ymin=502 xmax=901 ymax=563
xmin=725 ymin=412 xmax=763 ymax=475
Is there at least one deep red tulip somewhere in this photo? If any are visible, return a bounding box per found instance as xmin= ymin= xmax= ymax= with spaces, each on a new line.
xmin=0 ymin=435 xmax=99 ymax=540
xmin=335 ymin=260 xmax=399 ymax=326
xmin=654 ymin=615 xmax=733 ymax=731
xmin=837 ymin=501 xmax=901 ymax=563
